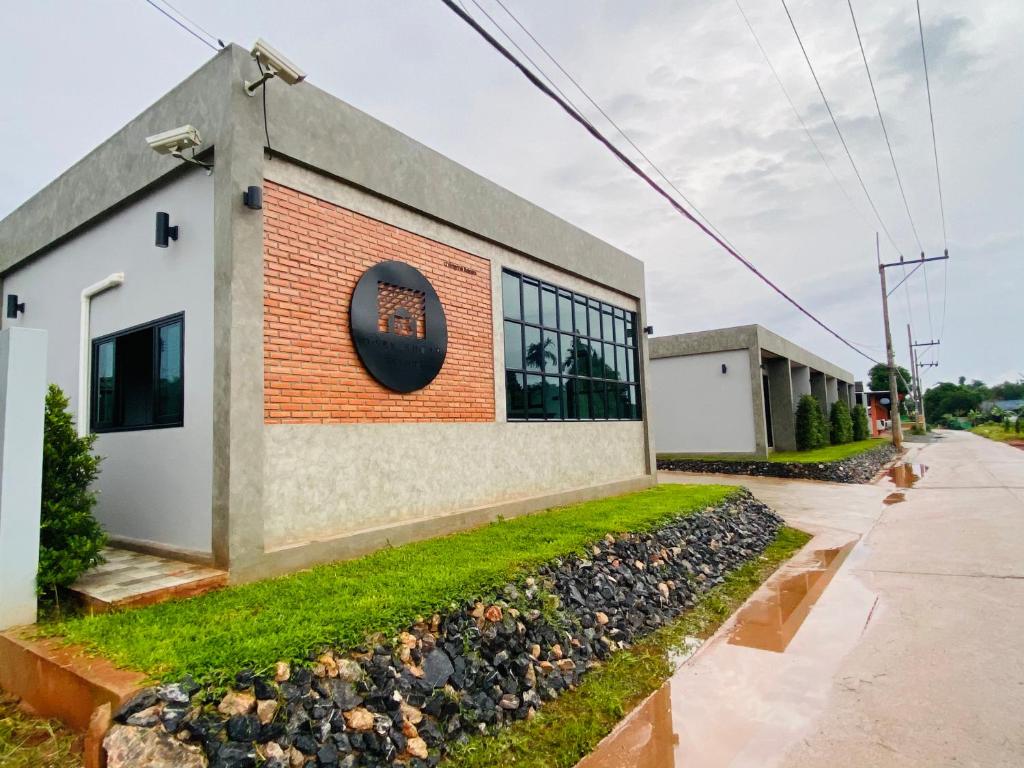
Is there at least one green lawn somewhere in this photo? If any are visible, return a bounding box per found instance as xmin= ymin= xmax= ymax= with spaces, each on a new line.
xmin=970 ymin=422 xmax=1023 ymax=444
xmin=659 ymin=438 xmax=887 ymax=464
xmin=0 ymin=696 xmax=80 ymax=768
xmin=447 ymin=526 xmax=811 ymax=768
xmin=47 ymin=485 xmax=738 ymax=684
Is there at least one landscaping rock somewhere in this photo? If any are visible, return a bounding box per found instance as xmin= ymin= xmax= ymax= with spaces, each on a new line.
xmin=658 ymin=444 xmax=898 ymax=483
xmin=118 ymin=491 xmax=782 ymax=768
xmin=104 ymin=724 xmax=207 ymax=768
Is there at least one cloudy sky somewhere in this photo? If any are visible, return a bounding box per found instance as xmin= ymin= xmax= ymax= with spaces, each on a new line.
xmin=2 ymin=0 xmax=1021 ymax=386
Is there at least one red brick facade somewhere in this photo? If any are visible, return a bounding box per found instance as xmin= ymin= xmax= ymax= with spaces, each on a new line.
xmin=263 ymin=182 xmax=494 ymax=423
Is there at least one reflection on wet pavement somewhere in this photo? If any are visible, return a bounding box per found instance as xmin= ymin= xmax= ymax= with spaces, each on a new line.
xmin=887 ymin=463 xmax=928 ymax=487
xmin=726 ymin=542 xmax=855 ymax=653
xmin=576 ymin=684 xmax=677 ymax=768
xmin=883 ymin=492 xmax=906 ymax=505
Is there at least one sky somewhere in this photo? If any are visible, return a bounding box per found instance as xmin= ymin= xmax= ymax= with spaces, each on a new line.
xmin=1 ymin=0 xmax=1021 ymax=387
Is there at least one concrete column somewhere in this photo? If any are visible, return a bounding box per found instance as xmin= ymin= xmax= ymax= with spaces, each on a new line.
xmin=0 ymin=328 xmax=47 ymax=630
xmin=826 ymin=376 xmax=839 ymax=411
xmin=766 ymin=357 xmax=796 ymax=451
xmin=810 ymin=370 xmax=827 ymax=416
xmin=791 ymin=364 xmax=811 ymax=400
xmin=748 ymin=347 xmax=770 ymax=459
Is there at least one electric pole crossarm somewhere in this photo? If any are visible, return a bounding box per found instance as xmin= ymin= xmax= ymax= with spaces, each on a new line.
xmin=878 ymin=254 xmax=951 ymax=270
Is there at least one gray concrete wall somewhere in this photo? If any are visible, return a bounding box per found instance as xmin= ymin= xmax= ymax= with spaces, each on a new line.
xmin=259 ymin=163 xmax=651 ymax=550
xmin=649 ymin=349 xmax=756 ymax=454
xmin=1 ymin=172 xmax=215 ymax=556
xmin=826 ymin=376 xmax=839 ymax=409
xmin=810 ymin=371 xmax=828 ymax=416
xmin=792 ymin=364 xmax=812 ymax=400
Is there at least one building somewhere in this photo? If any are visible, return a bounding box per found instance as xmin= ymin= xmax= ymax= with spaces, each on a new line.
xmin=854 ymin=384 xmax=906 ymax=436
xmin=648 ymin=325 xmax=855 ymax=457
xmin=0 ymin=44 xmax=654 ymax=582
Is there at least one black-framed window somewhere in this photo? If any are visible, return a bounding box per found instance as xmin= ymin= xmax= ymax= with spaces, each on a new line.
xmin=91 ymin=313 xmax=184 ymax=433
xmin=502 ymin=269 xmax=642 ymax=421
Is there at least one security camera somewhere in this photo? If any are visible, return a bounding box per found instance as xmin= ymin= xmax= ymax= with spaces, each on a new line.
xmin=245 ymin=38 xmax=306 ymax=95
xmin=145 ymin=125 xmax=202 ymax=156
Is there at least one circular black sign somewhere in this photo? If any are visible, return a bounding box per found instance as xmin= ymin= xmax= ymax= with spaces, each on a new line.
xmin=350 ymin=261 xmax=448 ymax=393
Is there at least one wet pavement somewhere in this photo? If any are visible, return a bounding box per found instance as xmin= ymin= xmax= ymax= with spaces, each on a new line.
xmin=578 ymin=431 xmax=1024 ymax=767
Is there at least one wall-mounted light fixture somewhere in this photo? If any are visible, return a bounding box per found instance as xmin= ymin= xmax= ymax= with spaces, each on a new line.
xmin=643 ymin=325 xmax=654 ymax=335
xmin=6 ymin=295 xmax=25 ymax=319
xmin=243 ymin=186 xmax=263 ymax=210
xmin=721 ymin=363 xmax=728 ymax=374
xmin=155 ymin=212 xmax=178 ymax=248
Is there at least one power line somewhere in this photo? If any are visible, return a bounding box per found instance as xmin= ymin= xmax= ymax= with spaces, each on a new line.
xmin=916 ymin=0 xmax=950 ymax=342
xmin=779 ymin=0 xmax=908 ymax=260
xmin=846 ymin=0 xmax=923 ymax=254
xmin=438 ymin=0 xmax=882 ymax=366
xmin=142 ymin=0 xmax=220 ymax=52
xmin=484 ymin=0 xmax=739 ymax=252
xmin=733 ymin=0 xmax=868 ymax=229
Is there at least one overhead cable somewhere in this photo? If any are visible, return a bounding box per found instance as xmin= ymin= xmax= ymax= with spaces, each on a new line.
xmin=438 ymin=0 xmax=882 ymax=365
xmin=142 ymin=0 xmax=221 ymax=52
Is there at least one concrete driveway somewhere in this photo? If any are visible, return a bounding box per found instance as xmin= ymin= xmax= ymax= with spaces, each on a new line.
xmin=579 ymin=430 xmax=1024 ymax=768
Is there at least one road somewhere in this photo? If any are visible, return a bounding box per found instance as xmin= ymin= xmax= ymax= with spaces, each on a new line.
xmin=579 ymin=430 xmax=1024 ymax=768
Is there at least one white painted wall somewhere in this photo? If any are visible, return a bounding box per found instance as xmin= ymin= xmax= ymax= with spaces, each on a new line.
xmin=649 ymin=350 xmax=756 ymax=454
xmin=1 ymin=171 xmax=214 ymax=555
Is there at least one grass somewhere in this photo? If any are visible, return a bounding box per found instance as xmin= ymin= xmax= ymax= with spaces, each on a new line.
xmin=970 ymin=422 xmax=1023 ymax=444
xmin=446 ymin=526 xmax=811 ymax=768
xmin=659 ymin=438 xmax=886 ymax=465
xmin=0 ymin=696 xmax=80 ymax=768
xmin=46 ymin=485 xmax=738 ymax=684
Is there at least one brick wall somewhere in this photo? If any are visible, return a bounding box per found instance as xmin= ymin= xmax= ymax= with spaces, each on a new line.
xmin=264 ymin=182 xmax=494 ymax=423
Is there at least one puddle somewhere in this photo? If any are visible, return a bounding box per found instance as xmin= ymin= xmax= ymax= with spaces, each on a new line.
xmin=887 ymin=463 xmax=928 ymax=487
xmin=883 ymin=492 xmax=906 ymax=505
xmin=725 ymin=541 xmax=855 ymax=653
xmin=576 ymin=683 xmax=678 ymax=768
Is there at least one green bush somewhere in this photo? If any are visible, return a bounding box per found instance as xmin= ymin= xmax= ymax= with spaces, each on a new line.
xmin=38 ymin=384 xmax=105 ymax=598
xmin=829 ymin=400 xmax=854 ymax=445
xmin=795 ymin=395 xmax=828 ymax=450
xmin=852 ymin=403 xmax=870 ymax=441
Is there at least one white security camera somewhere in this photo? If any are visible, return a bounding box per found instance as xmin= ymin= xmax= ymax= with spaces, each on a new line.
xmin=145 ymin=125 xmax=202 ymax=156
xmin=245 ymin=38 xmax=306 ymax=95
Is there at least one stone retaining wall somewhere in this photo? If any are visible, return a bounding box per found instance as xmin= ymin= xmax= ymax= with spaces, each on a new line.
xmin=658 ymin=444 xmax=899 ymax=484
xmin=103 ymin=492 xmax=783 ymax=768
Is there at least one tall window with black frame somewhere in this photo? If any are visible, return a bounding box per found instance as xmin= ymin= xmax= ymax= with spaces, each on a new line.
xmin=501 ymin=269 xmax=641 ymax=421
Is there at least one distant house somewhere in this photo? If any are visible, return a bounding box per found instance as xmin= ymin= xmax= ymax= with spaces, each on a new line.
xmin=854 ymin=384 xmax=905 ymax=437
xmin=980 ymin=399 xmax=1024 ymax=413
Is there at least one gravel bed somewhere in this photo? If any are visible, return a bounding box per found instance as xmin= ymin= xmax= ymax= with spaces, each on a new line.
xmin=658 ymin=444 xmax=899 ymax=484
xmin=104 ymin=492 xmax=783 ymax=768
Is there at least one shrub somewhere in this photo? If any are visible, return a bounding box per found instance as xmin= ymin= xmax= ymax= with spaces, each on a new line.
xmin=38 ymin=384 xmax=105 ymax=598
xmin=795 ymin=395 xmax=828 ymax=450
xmin=852 ymin=403 xmax=870 ymax=441
xmin=829 ymin=400 xmax=854 ymax=445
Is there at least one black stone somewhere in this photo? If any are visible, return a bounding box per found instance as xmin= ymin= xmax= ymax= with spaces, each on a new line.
xmin=114 ymin=688 xmax=158 ymax=721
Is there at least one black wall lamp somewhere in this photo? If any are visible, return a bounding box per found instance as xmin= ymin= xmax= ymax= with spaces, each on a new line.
xmin=155 ymin=212 xmax=178 ymax=248
xmin=721 ymin=363 xmax=728 ymax=374
xmin=243 ymin=185 xmax=263 ymax=210
xmin=6 ymin=294 xmax=25 ymax=319
xmin=643 ymin=325 xmax=654 ymax=335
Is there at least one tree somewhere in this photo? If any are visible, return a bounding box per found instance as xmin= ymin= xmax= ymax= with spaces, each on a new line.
xmin=852 ymin=403 xmax=870 ymax=441
xmin=38 ymin=385 xmax=106 ymax=598
xmin=868 ymin=363 xmax=911 ymax=395
xmin=990 ymin=381 xmax=1024 ymax=400
xmin=924 ymin=381 xmax=984 ymax=422
xmin=795 ymin=395 xmax=828 ymax=450
xmin=829 ymin=400 xmax=854 ymax=445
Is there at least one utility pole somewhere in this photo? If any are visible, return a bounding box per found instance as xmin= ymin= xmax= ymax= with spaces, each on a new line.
xmin=907 ymin=324 xmax=921 ymax=428
xmin=877 ymin=244 xmax=950 ymax=451
xmin=912 ymin=339 xmax=941 ymax=429
xmin=878 ymin=234 xmax=904 ymax=451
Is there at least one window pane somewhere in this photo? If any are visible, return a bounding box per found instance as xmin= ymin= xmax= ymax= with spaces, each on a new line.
xmin=602 ymin=307 xmax=613 ymax=341
xmin=625 ymin=346 xmax=635 ymax=382
xmin=543 ymin=376 xmax=564 ymax=419
xmin=119 ymin=327 xmax=155 ymax=428
xmin=604 ymin=342 xmax=618 ymax=380
xmin=588 ymin=301 xmax=601 ymax=339
xmin=574 ymin=297 xmax=588 ymax=335
xmin=541 ymin=287 xmax=557 ymax=329
xmin=523 ymin=279 xmax=541 ymax=325
xmin=574 ymin=339 xmax=591 ymax=377
xmin=616 ymin=345 xmax=628 ymax=381
xmin=95 ymin=341 xmax=115 ymax=428
xmin=504 ymin=320 xmax=523 ymax=370
xmin=573 ymin=378 xmax=591 ymax=420
xmin=156 ymin=321 xmax=183 ymax=424
xmin=614 ymin=314 xmax=626 ymax=344
xmin=506 ymin=372 xmax=525 ymax=419
xmin=558 ymin=292 xmax=573 ymax=332
xmin=502 ymin=271 xmax=521 ymax=320
xmin=528 ymin=325 xmax=544 ymax=372
xmin=607 ymin=383 xmax=621 ymax=419
xmin=625 ymin=312 xmax=636 ymax=345
xmin=541 ymin=330 xmax=559 ymax=372
xmin=625 ymin=385 xmax=638 ymax=419
xmin=558 ymin=333 xmax=574 ymax=375
xmin=591 ymin=380 xmax=607 ymax=419
xmin=526 ymin=374 xmax=544 ymax=418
